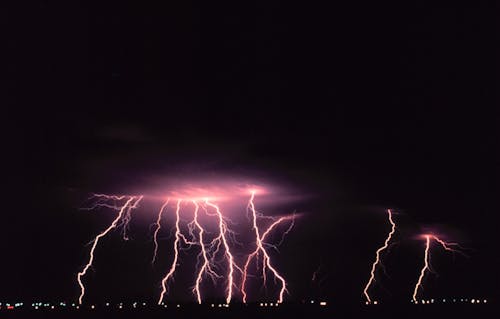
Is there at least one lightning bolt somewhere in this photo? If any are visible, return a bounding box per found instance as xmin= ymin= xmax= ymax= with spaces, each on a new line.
xmin=312 ymin=264 xmax=321 ymax=282
xmin=363 ymin=209 xmax=397 ymax=304
xmin=191 ymin=200 xmax=221 ymax=304
xmin=152 ymin=199 xmax=170 ymax=265
xmin=412 ymin=234 xmax=464 ymax=303
xmin=241 ymin=191 xmax=295 ymax=304
xmin=158 ymin=199 xmax=183 ymax=304
xmin=77 ymin=195 xmax=143 ymax=304
xmin=412 ymin=235 xmax=431 ymax=304
xmin=204 ymin=199 xmax=239 ymax=304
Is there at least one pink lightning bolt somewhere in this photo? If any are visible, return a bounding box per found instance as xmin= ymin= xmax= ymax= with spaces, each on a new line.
xmin=191 ymin=200 xmax=220 ymax=304
xmin=158 ymin=199 xmax=183 ymax=304
xmin=204 ymin=199 xmax=238 ymax=304
xmin=412 ymin=235 xmax=431 ymax=303
xmin=363 ymin=209 xmax=397 ymax=304
xmin=152 ymin=199 xmax=170 ymax=265
xmin=241 ymin=191 xmax=294 ymax=304
xmin=412 ymin=234 xmax=465 ymax=303
xmin=312 ymin=264 xmax=321 ymax=282
xmin=77 ymin=195 xmax=143 ymax=304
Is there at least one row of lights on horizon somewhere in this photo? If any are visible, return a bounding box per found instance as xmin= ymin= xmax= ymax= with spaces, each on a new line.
xmin=365 ymin=298 xmax=488 ymax=305
xmin=411 ymin=298 xmax=488 ymax=305
xmin=0 ymin=301 xmax=288 ymax=310
xmin=0 ymin=298 xmax=489 ymax=310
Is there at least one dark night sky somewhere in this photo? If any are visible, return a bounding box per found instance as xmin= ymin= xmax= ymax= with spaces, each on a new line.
xmin=4 ymin=0 xmax=497 ymax=305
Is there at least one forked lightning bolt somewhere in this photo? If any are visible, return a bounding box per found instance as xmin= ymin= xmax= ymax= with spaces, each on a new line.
xmin=77 ymin=195 xmax=143 ymax=304
xmin=204 ymin=200 xmax=240 ymax=304
xmin=412 ymin=234 xmax=465 ymax=303
xmin=241 ymin=191 xmax=295 ymax=303
xmin=363 ymin=209 xmax=397 ymax=304
xmin=191 ymin=200 xmax=220 ymax=304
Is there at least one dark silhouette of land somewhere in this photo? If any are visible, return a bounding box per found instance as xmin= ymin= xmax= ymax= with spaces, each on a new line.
xmin=0 ymin=303 xmax=494 ymax=319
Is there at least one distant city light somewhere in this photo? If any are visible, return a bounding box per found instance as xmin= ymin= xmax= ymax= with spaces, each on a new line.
xmin=0 ymin=297 xmax=492 ymax=312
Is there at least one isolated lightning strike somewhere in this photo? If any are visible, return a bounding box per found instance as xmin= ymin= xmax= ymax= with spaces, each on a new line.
xmin=363 ymin=209 xmax=397 ymax=304
xmin=412 ymin=234 xmax=465 ymax=303
xmin=77 ymin=195 xmax=143 ymax=304
xmin=241 ymin=191 xmax=295 ymax=304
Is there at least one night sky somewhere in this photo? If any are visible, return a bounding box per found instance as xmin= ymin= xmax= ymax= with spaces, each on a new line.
xmin=4 ymin=0 xmax=497 ymax=306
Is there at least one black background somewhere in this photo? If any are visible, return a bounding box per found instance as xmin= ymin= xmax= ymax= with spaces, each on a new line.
xmin=4 ymin=0 xmax=497 ymax=306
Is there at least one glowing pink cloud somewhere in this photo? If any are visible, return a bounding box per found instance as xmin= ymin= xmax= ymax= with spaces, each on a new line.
xmin=131 ymin=175 xmax=307 ymax=207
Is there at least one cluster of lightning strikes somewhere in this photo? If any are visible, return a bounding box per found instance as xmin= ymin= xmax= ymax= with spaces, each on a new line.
xmin=77 ymin=191 xmax=295 ymax=305
xmin=362 ymin=209 xmax=397 ymax=304
xmin=412 ymin=234 xmax=465 ymax=303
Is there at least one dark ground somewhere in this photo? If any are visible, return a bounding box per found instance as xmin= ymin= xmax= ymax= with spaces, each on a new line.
xmin=0 ymin=303 xmax=495 ymax=319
